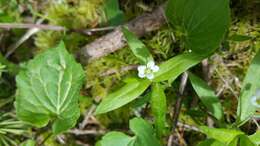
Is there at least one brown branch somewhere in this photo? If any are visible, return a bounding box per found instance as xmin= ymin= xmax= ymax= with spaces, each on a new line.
xmin=168 ymin=72 xmax=189 ymax=146
xmin=172 ymin=72 xmax=189 ymax=131
xmin=78 ymin=4 xmax=166 ymax=64
xmin=0 ymin=23 xmax=65 ymax=31
xmin=99 ymin=64 xmax=138 ymax=77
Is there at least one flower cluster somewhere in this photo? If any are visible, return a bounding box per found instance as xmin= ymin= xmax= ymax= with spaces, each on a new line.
xmin=137 ymin=60 xmax=159 ymax=80
xmin=251 ymin=90 xmax=260 ymax=108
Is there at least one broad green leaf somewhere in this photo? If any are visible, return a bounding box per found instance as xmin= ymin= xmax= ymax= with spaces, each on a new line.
xmin=166 ymin=0 xmax=230 ymax=53
xmin=130 ymin=118 xmax=161 ymax=146
xmin=104 ymin=0 xmax=124 ymax=26
xmin=97 ymin=118 xmax=160 ymax=146
xmin=249 ymin=131 xmax=260 ymax=145
xmin=197 ymin=139 xmax=225 ymax=146
xmin=237 ymin=51 xmax=260 ymax=125
xmin=200 ymin=126 xmax=243 ymax=145
xmin=189 ymin=73 xmax=223 ymax=120
xmin=153 ymin=52 xmax=206 ymax=82
xmin=239 ymin=135 xmax=256 ymax=146
xmin=20 ymin=139 xmax=36 ymax=146
xmin=99 ymin=132 xmax=135 ymax=146
xmin=15 ymin=42 xmax=85 ymax=134
xmin=122 ymin=27 xmax=153 ymax=64
xmin=95 ymin=78 xmax=151 ymax=114
xmin=151 ymin=83 xmax=167 ymax=137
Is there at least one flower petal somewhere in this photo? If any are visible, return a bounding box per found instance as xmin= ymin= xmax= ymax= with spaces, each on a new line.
xmin=146 ymin=73 xmax=154 ymax=80
xmin=137 ymin=65 xmax=146 ymax=73
xmin=147 ymin=60 xmax=155 ymax=68
xmin=251 ymin=96 xmax=260 ymax=108
xmin=138 ymin=72 xmax=146 ymax=78
xmin=151 ymin=65 xmax=159 ymax=72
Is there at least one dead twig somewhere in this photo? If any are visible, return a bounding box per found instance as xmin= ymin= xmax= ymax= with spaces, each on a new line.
xmin=4 ymin=19 xmax=44 ymax=58
xmin=168 ymin=72 xmax=189 ymax=146
xmin=0 ymin=23 xmax=65 ymax=31
xmin=69 ymin=129 xmax=106 ymax=135
xmin=78 ymin=4 xmax=166 ymax=64
xmin=99 ymin=65 xmax=138 ymax=77
xmin=79 ymin=105 xmax=96 ymax=129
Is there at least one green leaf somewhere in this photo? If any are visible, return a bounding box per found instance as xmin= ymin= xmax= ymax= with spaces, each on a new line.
xmin=151 ymin=83 xmax=167 ymax=137
xmin=99 ymin=132 xmax=135 ymax=146
xmin=239 ymin=135 xmax=256 ymax=146
xmin=153 ymin=52 xmax=206 ymax=82
xmin=166 ymin=0 xmax=230 ymax=53
xmin=189 ymin=73 xmax=223 ymax=120
xmin=104 ymin=0 xmax=124 ymax=26
xmin=197 ymin=139 xmax=225 ymax=146
xmin=249 ymin=131 xmax=260 ymax=145
xmin=20 ymin=140 xmax=36 ymax=146
xmin=95 ymin=78 xmax=151 ymax=114
xmin=237 ymin=51 xmax=260 ymax=125
xmin=15 ymin=42 xmax=85 ymax=134
xmin=130 ymin=118 xmax=161 ymax=146
xmin=122 ymin=27 xmax=153 ymax=64
xmin=200 ymin=126 xmax=243 ymax=145
xmin=97 ymin=118 xmax=160 ymax=146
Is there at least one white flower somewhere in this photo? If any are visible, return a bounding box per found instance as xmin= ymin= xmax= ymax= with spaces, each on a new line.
xmin=137 ymin=60 xmax=159 ymax=80
xmin=251 ymin=90 xmax=260 ymax=108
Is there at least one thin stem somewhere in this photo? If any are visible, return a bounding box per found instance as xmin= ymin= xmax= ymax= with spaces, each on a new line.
xmin=39 ymin=133 xmax=52 ymax=146
xmin=172 ymin=72 xmax=188 ymax=133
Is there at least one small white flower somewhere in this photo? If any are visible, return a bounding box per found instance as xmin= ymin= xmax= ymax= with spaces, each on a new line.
xmin=137 ymin=60 xmax=159 ymax=80
xmin=251 ymin=90 xmax=260 ymax=108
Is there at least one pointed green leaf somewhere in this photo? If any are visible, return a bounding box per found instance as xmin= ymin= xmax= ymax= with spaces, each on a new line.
xmin=104 ymin=0 xmax=124 ymax=26
xmin=197 ymin=139 xmax=225 ymax=146
xmin=153 ymin=52 xmax=206 ymax=82
xmin=200 ymin=126 xmax=243 ymax=145
xmin=239 ymin=135 xmax=256 ymax=146
xmin=15 ymin=42 xmax=85 ymax=134
xmin=99 ymin=132 xmax=135 ymax=146
xmin=249 ymin=131 xmax=260 ymax=145
xmin=151 ymin=83 xmax=167 ymax=137
xmin=189 ymin=73 xmax=223 ymax=120
xmin=130 ymin=118 xmax=161 ymax=146
xmin=95 ymin=78 xmax=151 ymax=114
xmin=237 ymin=51 xmax=260 ymax=125
xmin=166 ymin=0 xmax=230 ymax=53
xmin=122 ymin=27 xmax=153 ymax=64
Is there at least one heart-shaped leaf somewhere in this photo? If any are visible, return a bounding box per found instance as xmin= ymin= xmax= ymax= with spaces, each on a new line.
xmin=166 ymin=0 xmax=230 ymax=53
xmin=130 ymin=118 xmax=161 ymax=146
xmin=15 ymin=42 xmax=85 ymax=134
xmin=98 ymin=132 xmax=135 ymax=146
xmin=97 ymin=118 xmax=161 ymax=146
